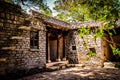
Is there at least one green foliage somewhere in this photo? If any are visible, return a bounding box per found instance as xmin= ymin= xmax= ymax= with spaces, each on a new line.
xmin=115 ymin=62 xmax=120 ymax=68
xmin=112 ymin=48 xmax=120 ymax=55
xmin=87 ymin=51 xmax=96 ymax=57
xmin=78 ymin=27 xmax=104 ymax=39
xmin=54 ymin=1 xmax=120 ymax=54
xmin=110 ymin=44 xmax=120 ymax=55
xmin=54 ymin=0 xmax=91 ymax=22
xmin=93 ymin=29 xmax=104 ymax=38
xmin=41 ymin=10 xmax=52 ymax=16
xmin=86 ymin=50 xmax=96 ymax=60
xmin=4 ymin=0 xmax=52 ymax=15
xmin=40 ymin=4 xmax=52 ymax=16
xmin=82 ymin=0 xmax=120 ymax=21
xmin=78 ymin=28 xmax=90 ymax=37
xmin=54 ymin=0 xmax=120 ymax=22
xmin=55 ymin=13 xmax=69 ymax=22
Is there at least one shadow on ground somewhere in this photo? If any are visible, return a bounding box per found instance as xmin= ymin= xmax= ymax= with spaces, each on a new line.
xmin=17 ymin=68 xmax=120 ymax=80
xmin=0 ymin=68 xmax=45 ymax=80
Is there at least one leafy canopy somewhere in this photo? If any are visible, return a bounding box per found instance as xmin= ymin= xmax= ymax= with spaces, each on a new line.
xmin=54 ymin=0 xmax=120 ymax=56
xmin=54 ymin=0 xmax=120 ymax=22
xmin=4 ymin=0 xmax=52 ymax=15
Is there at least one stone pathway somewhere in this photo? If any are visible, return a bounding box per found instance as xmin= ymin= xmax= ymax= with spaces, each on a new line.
xmin=18 ymin=67 xmax=120 ymax=80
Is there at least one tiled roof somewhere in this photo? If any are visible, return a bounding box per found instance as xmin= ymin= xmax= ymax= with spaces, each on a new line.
xmin=30 ymin=10 xmax=71 ymax=30
xmin=70 ymin=21 xmax=102 ymax=29
xmin=29 ymin=10 xmax=120 ymax=30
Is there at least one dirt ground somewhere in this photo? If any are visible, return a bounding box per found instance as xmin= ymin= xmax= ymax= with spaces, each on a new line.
xmin=18 ymin=67 xmax=120 ymax=80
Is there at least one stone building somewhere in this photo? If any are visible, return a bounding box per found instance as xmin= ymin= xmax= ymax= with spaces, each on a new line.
xmin=0 ymin=1 xmax=46 ymax=75
xmin=0 ymin=1 xmax=120 ymax=76
xmin=0 ymin=1 xmax=74 ymax=75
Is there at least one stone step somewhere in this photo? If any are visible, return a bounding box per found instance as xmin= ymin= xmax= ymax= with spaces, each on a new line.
xmin=104 ymin=62 xmax=116 ymax=68
xmin=46 ymin=63 xmax=84 ymax=72
xmin=46 ymin=66 xmax=60 ymax=72
xmin=46 ymin=61 xmax=85 ymax=72
xmin=46 ymin=61 xmax=69 ymax=67
xmin=66 ymin=64 xmax=75 ymax=68
xmin=46 ymin=63 xmax=67 ymax=72
xmin=75 ymin=64 xmax=85 ymax=68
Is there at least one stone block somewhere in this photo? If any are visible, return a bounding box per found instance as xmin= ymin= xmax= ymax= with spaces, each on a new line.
xmin=11 ymin=36 xmax=23 ymax=40
xmin=15 ymin=16 xmax=18 ymax=20
xmin=75 ymin=64 xmax=85 ymax=68
xmin=0 ymin=13 xmax=5 ymax=18
xmin=0 ymin=22 xmax=3 ymax=26
xmin=6 ymin=14 xmax=10 ymax=19
xmin=0 ymin=67 xmax=6 ymax=75
xmin=0 ymin=1 xmax=46 ymax=76
xmin=7 ymin=20 xmax=12 ymax=23
xmin=10 ymin=15 xmax=14 ymax=20
xmin=13 ymin=21 xmax=16 ymax=24
xmin=16 ymin=21 xmax=21 ymax=24
xmin=0 ymin=58 xmax=6 ymax=62
xmin=104 ymin=62 xmax=116 ymax=68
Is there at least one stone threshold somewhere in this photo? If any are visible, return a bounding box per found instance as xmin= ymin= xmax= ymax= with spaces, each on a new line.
xmin=46 ymin=61 xmax=85 ymax=72
xmin=103 ymin=62 xmax=119 ymax=68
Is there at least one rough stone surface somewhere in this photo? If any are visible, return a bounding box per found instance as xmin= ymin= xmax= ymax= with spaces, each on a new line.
xmin=104 ymin=62 xmax=116 ymax=68
xmin=17 ymin=67 xmax=120 ymax=80
xmin=65 ymin=30 xmax=102 ymax=66
xmin=0 ymin=0 xmax=104 ymax=76
xmin=65 ymin=31 xmax=79 ymax=64
xmin=75 ymin=33 xmax=102 ymax=67
xmin=0 ymin=1 xmax=46 ymax=75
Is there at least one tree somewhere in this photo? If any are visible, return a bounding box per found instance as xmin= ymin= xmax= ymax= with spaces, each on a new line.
xmin=54 ymin=0 xmax=120 ymax=22
xmin=54 ymin=0 xmax=120 ymax=65
xmin=54 ymin=0 xmax=120 ymax=46
xmin=4 ymin=0 xmax=52 ymax=15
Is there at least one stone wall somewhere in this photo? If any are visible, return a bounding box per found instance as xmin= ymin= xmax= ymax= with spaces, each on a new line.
xmin=66 ymin=30 xmax=102 ymax=66
xmin=75 ymin=31 xmax=102 ymax=67
xmin=0 ymin=1 xmax=46 ymax=75
xmin=65 ymin=31 xmax=79 ymax=64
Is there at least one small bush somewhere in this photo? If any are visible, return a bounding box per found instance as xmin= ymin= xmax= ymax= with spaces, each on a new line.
xmin=87 ymin=51 xmax=96 ymax=57
xmin=115 ymin=62 xmax=120 ymax=68
xmin=86 ymin=51 xmax=96 ymax=60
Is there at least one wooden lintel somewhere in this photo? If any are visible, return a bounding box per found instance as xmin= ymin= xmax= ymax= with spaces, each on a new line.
xmin=2 ymin=47 xmax=15 ymax=50
xmin=0 ymin=58 xmax=6 ymax=62
xmin=19 ymin=26 xmax=31 ymax=31
xmin=11 ymin=36 xmax=23 ymax=40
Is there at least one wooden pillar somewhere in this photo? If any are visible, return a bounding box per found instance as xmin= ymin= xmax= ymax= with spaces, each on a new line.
xmin=47 ymin=33 xmax=51 ymax=63
xmin=104 ymin=35 xmax=111 ymax=61
xmin=101 ymin=36 xmax=106 ymax=67
xmin=101 ymin=34 xmax=111 ymax=67
xmin=62 ymin=36 xmax=66 ymax=61
xmin=56 ymin=35 xmax=61 ymax=61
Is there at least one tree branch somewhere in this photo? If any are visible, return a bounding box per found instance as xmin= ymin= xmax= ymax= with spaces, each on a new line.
xmin=20 ymin=0 xmax=25 ymax=5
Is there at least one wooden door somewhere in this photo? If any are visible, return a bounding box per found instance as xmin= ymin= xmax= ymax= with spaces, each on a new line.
xmin=50 ymin=40 xmax=57 ymax=61
xmin=59 ymin=37 xmax=63 ymax=59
